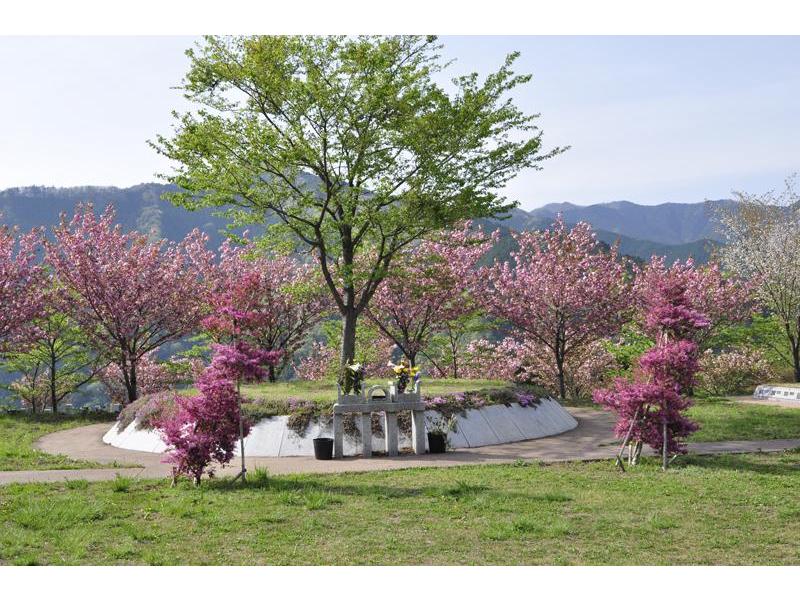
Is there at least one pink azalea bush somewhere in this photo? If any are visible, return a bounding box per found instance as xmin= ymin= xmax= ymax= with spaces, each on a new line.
xmin=697 ymin=347 xmax=775 ymax=396
xmin=295 ymin=332 xmax=395 ymax=382
xmin=294 ymin=341 xmax=339 ymax=381
xmin=594 ymin=260 xmax=711 ymax=462
xmin=157 ymin=342 xmax=281 ymax=485
xmin=460 ymin=336 xmax=615 ymax=400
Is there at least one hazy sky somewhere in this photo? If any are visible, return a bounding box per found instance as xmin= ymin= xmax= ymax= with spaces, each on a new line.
xmin=1 ymin=36 xmax=797 ymax=209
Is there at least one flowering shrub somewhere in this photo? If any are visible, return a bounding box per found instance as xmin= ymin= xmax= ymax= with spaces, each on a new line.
xmin=118 ymin=391 xmax=178 ymax=431
xmin=697 ymin=348 xmax=775 ymax=396
xmin=295 ymin=334 xmax=395 ymax=381
xmin=460 ymin=338 xmax=526 ymax=381
xmin=294 ymin=341 xmax=338 ymax=381
xmin=594 ymin=262 xmax=709 ymax=463
xmin=156 ymin=342 xmax=280 ymax=485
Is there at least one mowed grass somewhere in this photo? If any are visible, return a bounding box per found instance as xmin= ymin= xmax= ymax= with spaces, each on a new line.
xmin=563 ymin=394 xmax=800 ymax=443
xmin=238 ymin=378 xmax=507 ymax=405
xmin=0 ymin=412 xmax=118 ymax=471
xmin=1 ymin=452 xmax=800 ymax=565
xmin=688 ymin=398 xmax=800 ymax=442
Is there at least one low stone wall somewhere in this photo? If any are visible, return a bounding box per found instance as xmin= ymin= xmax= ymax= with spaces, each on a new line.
xmin=753 ymin=384 xmax=800 ymax=404
xmin=102 ymin=398 xmax=578 ymax=457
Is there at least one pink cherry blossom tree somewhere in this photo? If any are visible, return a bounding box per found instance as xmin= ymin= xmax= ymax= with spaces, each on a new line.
xmin=0 ymin=224 xmax=45 ymax=351
xmin=46 ymin=204 xmax=213 ymax=404
xmin=203 ymin=240 xmax=330 ymax=381
xmin=366 ymin=222 xmax=496 ymax=369
xmin=98 ymin=350 xmax=196 ymax=406
xmin=482 ymin=217 xmax=630 ymax=400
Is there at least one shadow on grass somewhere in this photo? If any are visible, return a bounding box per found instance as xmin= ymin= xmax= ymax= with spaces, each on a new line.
xmin=674 ymin=450 xmax=800 ymax=476
xmin=193 ymin=467 xmax=574 ymax=507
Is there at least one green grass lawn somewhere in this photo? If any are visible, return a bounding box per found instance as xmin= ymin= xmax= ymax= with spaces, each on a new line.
xmin=2 ymin=452 xmax=799 ymax=565
xmin=562 ymin=394 xmax=800 ymax=443
xmin=0 ymin=412 xmax=119 ymax=471
xmin=238 ymin=377 xmax=507 ymax=404
xmin=688 ymin=398 xmax=800 ymax=442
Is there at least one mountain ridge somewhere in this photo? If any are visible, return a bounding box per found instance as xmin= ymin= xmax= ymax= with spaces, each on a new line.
xmin=0 ymin=182 xmax=723 ymax=263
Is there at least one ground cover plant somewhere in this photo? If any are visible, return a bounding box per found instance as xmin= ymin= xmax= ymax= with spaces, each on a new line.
xmin=1 ymin=451 xmax=799 ymax=565
xmin=0 ymin=411 xmax=121 ymax=471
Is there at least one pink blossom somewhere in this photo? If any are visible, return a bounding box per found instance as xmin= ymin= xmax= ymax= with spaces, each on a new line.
xmin=205 ymin=240 xmax=330 ymax=379
xmin=366 ymin=222 xmax=496 ymax=369
xmin=157 ymin=342 xmax=280 ymax=484
xmin=46 ymin=204 xmax=213 ymax=404
xmin=481 ymin=217 xmax=630 ymax=399
xmin=0 ymin=224 xmax=45 ymax=350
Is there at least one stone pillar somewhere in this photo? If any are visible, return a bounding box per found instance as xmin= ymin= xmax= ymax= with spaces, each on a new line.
xmin=384 ymin=412 xmax=398 ymax=456
xmin=361 ymin=412 xmax=372 ymax=457
xmin=411 ymin=410 xmax=426 ymax=455
xmin=333 ymin=413 xmax=344 ymax=459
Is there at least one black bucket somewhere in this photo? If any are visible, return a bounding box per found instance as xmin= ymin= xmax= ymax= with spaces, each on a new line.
xmin=427 ymin=433 xmax=447 ymax=454
xmin=313 ymin=437 xmax=334 ymax=460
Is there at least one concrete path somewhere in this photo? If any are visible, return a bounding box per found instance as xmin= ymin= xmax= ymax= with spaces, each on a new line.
xmin=1 ymin=407 xmax=798 ymax=486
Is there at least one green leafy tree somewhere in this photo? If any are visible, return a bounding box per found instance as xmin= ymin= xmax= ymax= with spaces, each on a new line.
xmin=603 ymin=323 xmax=653 ymax=380
xmin=2 ymin=312 xmax=105 ymax=413
xmin=154 ymin=35 xmax=565 ymax=368
xmin=421 ymin=311 xmax=490 ymax=378
xmin=708 ymin=313 xmax=792 ymax=372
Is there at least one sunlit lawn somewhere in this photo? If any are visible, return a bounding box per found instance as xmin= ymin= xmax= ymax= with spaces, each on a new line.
xmin=1 ymin=452 xmax=799 ymax=565
xmin=0 ymin=412 xmax=119 ymax=471
xmin=238 ymin=378 xmax=507 ymax=404
xmin=562 ymin=394 xmax=800 ymax=443
xmin=688 ymin=397 xmax=800 ymax=442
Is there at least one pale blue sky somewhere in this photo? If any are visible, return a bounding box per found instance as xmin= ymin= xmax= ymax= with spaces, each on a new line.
xmin=0 ymin=36 xmax=797 ymax=209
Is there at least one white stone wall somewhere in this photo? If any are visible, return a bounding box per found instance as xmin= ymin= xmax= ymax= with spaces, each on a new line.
xmin=753 ymin=384 xmax=800 ymax=404
xmin=102 ymin=397 xmax=579 ymax=457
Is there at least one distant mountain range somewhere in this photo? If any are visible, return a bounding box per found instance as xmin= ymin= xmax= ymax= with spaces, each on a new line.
xmin=0 ymin=183 xmax=728 ymax=264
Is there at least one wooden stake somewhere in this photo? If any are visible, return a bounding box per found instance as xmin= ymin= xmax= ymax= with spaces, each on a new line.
xmin=615 ymin=406 xmax=641 ymax=472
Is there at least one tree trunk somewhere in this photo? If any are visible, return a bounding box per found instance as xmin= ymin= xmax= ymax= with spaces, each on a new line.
xmin=793 ymin=340 xmax=800 ymax=383
xmin=126 ymin=359 xmax=138 ymax=404
xmin=268 ymin=363 xmax=277 ymax=383
xmin=409 ymin=352 xmax=417 ymax=368
xmin=449 ymin=329 xmax=459 ymax=379
xmin=555 ymin=355 xmax=566 ymax=401
xmin=340 ymin=309 xmax=358 ymax=368
xmin=50 ymin=349 xmax=58 ymax=414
